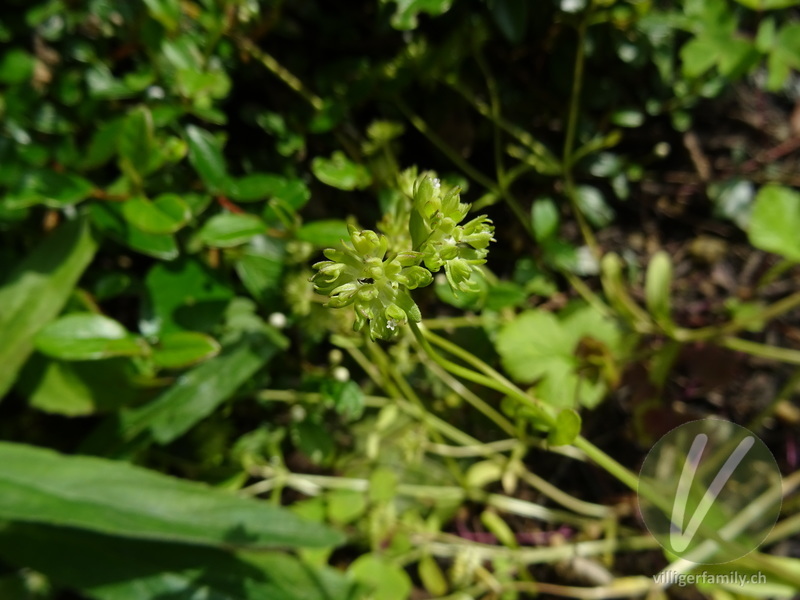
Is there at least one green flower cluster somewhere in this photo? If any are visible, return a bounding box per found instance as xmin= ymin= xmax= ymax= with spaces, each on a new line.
xmin=312 ymin=226 xmax=432 ymax=340
xmin=410 ymin=176 xmax=494 ymax=293
xmin=312 ymin=170 xmax=494 ymax=340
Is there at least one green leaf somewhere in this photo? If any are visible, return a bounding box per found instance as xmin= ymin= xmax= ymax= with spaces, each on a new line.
xmin=8 ymin=169 xmax=94 ymax=208
xmin=17 ymin=357 xmax=139 ymax=416
xmin=235 ymin=248 xmax=284 ymax=306
xmin=121 ymin=194 xmax=191 ymax=234
xmin=35 ymin=314 xmax=144 ymax=361
xmin=0 ymin=523 xmax=354 ymax=600
xmin=485 ymin=281 xmax=527 ymax=311
xmin=196 ymin=213 xmax=267 ymax=247
xmin=0 ymin=49 xmax=35 ymax=84
xmin=348 ymin=555 xmax=412 ymax=600
xmin=479 ymin=510 xmax=517 ymax=549
xmin=680 ymin=37 xmax=720 ymax=78
xmin=118 ymin=332 xmax=286 ymax=445
xmin=327 ymin=490 xmax=367 ymax=525
xmin=748 ymin=185 xmax=800 ymax=261
xmin=143 ymin=258 xmax=233 ymax=335
xmin=118 ymin=106 xmax=154 ymax=182
xmin=531 ymin=198 xmax=559 ymax=243
xmin=496 ymin=305 xmax=620 ymax=409
xmin=311 ymin=151 xmax=372 ymax=190
xmin=496 ymin=310 xmax=572 ymax=384
xmin=151 ymin=331 xmax=221 ymax=369
xmin=82 ymin=118 xmax=123 ymax=170
xmin=610 ymin=109 xmax=644 ymax=128
xmin=91 ymin=202 xmax=179 ymax=260
xmin=418 ymin=554 xmax=449 ymax=596
xmin=321 ymin=379 xmax=365 ymax=421
xmin=574 ymin=186 xmax=614 ymax=228
xmin=143 ymin=0 xmax=181 ymax=31
xmin=0 ymin=219 xmax=97 ymax=399
xmin=644 ymin=251 xmax=674 ymax=329
xmin=385 ymin=0 xmax=453 ymax=30
xmin=547 ymin=408 xmax=582 ymax=446
xmin=0 ymin=441 xmax=342 ymax=548
xmin=227 ymin=173 xmax=310 ymax=207
xmin=368 ymin=468 xmax=398 ymax=504
xmin=296 ymin=219 xmax=350 ymax=247
xmin=186 ymin=125 xmax=228 ymax=193
xmin=766 ymin=24 xmax=800 ymax=90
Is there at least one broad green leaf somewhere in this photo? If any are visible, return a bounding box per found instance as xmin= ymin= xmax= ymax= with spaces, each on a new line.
xmin=766 ymin=23 xmax=800 ymax=90
xmin=496 ymin=310 xmax=573 ymax=383
xmin=291 ymin=421 xmax=335 ymax=466
xmin=118 ymin=331 xmax=286 ymax=445
xmin=296 ymin=219 xmax=350 ymax=247
xmin=142 ymin=258 xmax=233 ymax=335
xmin=484 ymin=281 xmax=527 ymax=311
xmin=0 ymin=523 xmax=355 ymax=600
xmin=321 ymin=379 xmax=365 ymax=421
xmin=327 ymin=490 xmax=367 ymax=525
xmin=235 ymin=249 xmax=284 ymax=306
xmin=311 ymin=151 xmax=372 ymax=190
xmin=348 ymin=555 xmax=412 ymax=600
xmin=82 ymin=118 xmax=123 ymax=169
xmin=0 ymin=219 xmax=97 ymax=399
xmin=17 ymin=357 xmax=139 ymax=416
xmin=151 ymin=331 xmax=221 ymax=369
xmin=496 ymin=305 xmax=620 ymax=409
xmin=196 ymin=213 xmax=267 ymax=247
xmin=680 ymin=37 xmax=720 ymax=78
xmin=0 ymin=441 xmax=342 ymax=548
xmin=547 ymin=408 xmax=582 ymax=446
xmin=531 ymin=198 xmax=559 ymax=242
xmin=91 ymin=202 xmax=179 ymax=260
xmin=186 ymin=125 xmax=228 ymax=193
xmin=35 ymin=313 xmax=145 ymax=361
xmin=748 ymin=185 xmax=800 ymax=261
xmin=118 ymin=107 xmax=154 ymax=182
xmin=227 ymin=174 xmax=310 ymax=210
xmin=121 ymin=194 xmax=191 ymax=234
xmin=7 ymin=169 xmax=94 ymax=208
xmin=644 ymin=251 xmax=674 ymax=329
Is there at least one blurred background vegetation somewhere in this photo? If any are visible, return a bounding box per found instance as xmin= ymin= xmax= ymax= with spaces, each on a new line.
xmin=1 ymin=0 xmax=800 ymax=598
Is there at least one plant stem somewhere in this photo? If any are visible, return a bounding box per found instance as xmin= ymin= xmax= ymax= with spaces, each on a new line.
xmin=396 ymin=99 xmax=531 ymax=230
xmin=410 ymin=322 xmax=649 ymax=507
xmin=720 ymin=336 xmax=800 ymax=365
xmin=235 ymin=37 xmax=324 ymax=111
xmin=562 ymin=11 xmax=601 ymax=260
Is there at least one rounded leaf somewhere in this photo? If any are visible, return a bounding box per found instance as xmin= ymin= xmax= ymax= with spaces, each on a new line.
xmin=122 ymin=194 xmax=191 ymax=234
xmin=196 ymin=213 xmax=267 ymax=248
xmin=151 ymin=332 xmax=221 ymax=369
xmin=36 ymin=313 xmax=145 ymax=361
xmin=311 ymin=152 xmax=371 ymax=190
